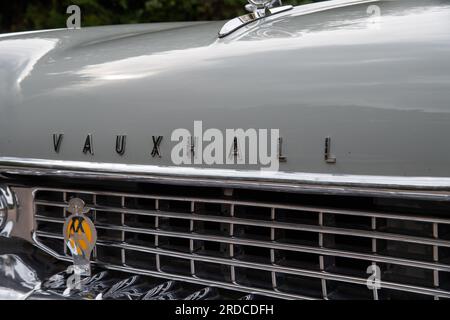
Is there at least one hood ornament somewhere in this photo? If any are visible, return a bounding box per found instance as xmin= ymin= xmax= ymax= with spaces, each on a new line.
xmin=219 ymin=0 xmax=293 ymax=38
xmin=245 ymin=0 xmax=282 ymax=15
xmin=63 ymin=198 xmax=97 ymax=276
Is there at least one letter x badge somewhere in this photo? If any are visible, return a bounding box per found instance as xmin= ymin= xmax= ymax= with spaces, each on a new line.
xmin=151 ymin=136 xmax=163 ymax=158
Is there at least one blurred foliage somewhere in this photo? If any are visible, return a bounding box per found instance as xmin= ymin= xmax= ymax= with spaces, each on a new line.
xmin=0 ymin=0 xmax=320 ymax=33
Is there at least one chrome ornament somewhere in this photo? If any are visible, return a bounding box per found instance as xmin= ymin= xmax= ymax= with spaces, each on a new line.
xmin=63 ymin=198 xmax=97 ymax=276
xmin=246 ymin=0 xmax=282 ymax=15
xmin=219 ymin=0 xmax=293 ymax=38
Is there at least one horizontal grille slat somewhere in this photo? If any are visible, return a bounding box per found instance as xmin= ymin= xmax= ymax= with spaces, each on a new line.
xmin=33 ymin=186 xmax=450 ymax=300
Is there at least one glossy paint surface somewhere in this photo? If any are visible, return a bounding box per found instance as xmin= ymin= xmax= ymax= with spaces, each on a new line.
xmin=0 ymin=0 xmax=450 ymax=177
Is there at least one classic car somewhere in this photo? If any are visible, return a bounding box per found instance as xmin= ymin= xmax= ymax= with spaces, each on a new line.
xmin=1 ymin=0 xmax=450 ymax=300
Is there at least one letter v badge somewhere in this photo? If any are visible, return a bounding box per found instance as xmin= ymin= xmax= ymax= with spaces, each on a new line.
xmin=53 ymin=133 xmax=64 ymax=153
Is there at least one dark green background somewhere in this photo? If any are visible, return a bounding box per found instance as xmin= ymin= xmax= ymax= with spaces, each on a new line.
xmin=0 ymin=0 xmax=323 ymax=33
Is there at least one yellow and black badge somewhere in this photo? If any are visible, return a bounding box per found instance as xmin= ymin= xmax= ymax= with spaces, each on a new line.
xmin=63 ymin=198 xmax=97 ymax=271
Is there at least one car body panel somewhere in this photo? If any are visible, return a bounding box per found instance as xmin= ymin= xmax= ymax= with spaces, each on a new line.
xmin=0 ymin=0 xmax=450 ymax=177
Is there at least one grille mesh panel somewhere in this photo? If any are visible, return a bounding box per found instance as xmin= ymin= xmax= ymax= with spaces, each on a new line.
xmin=33 ymin=187 xmax=450 ymax=300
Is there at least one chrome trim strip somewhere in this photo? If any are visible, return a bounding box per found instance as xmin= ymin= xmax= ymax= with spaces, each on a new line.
xmin=290 ymin=0 xmax=380 ymax=18
xmin=2 ymin=157 xmax=450 ymax=197
xmin=0 ymin=28 xmax=65 ymax=39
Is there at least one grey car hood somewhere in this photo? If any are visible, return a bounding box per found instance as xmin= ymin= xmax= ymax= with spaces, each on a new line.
xmin=1 ymin=0 xmax=450 ymax=177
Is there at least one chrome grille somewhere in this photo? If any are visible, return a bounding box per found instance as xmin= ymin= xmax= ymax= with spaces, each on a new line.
xmin=33 ymin=186 xmax=450 ymax=300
